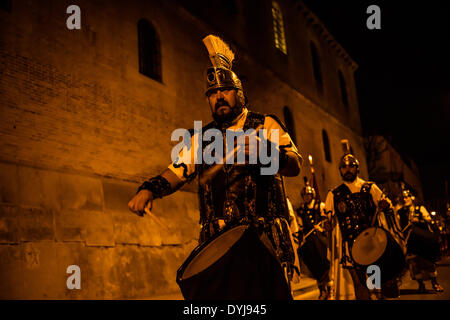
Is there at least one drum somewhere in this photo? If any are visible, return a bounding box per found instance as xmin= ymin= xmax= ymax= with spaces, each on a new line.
xmin=406 ymin=225 xmax=441 ymax=262
xmin=298 ymin=232 xmax=329 ymax=281
xmin=176 ymin=224 xmax=292 ymax=300
xmin=351 ymin=227 xmax=406 ymax=284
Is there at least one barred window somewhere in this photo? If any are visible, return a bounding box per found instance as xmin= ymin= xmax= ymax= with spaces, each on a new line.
xmin=338 ymin=70 xmax=348 ymax=108
xmin=310 ymin=42 xmax=323 ymax=93
xmin=138 ymin=19 xmax=162 ymax=82
xmin=271 ymin=1 xmax=287 ymax=54
xmin=322 ymin=129 xmax=332 ymax=163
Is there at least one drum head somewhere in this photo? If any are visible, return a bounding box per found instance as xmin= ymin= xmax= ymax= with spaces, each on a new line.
xmin=181 ymin=225 xmax=247 ymax=280
xmin=352 ymin=227 xmax=388 ymax=266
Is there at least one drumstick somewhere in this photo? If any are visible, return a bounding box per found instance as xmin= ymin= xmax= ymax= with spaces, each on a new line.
xmin=199 ymin=144 xmax=239 ymax=186
xmin=144 ymin=203 xmax=171 ymax=230
xmin=401 ymin=223 xmax=412 ymax=234
xmin=299 ymin=220 xmax=326 ymax=247
xmin=199 ymin=124 xmax=264 ymax=186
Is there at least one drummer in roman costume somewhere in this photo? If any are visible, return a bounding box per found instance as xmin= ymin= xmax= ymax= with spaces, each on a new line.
xmin=324 ymin=140 xmax=402 ymax=300
xmin=397 ymin=188 xmax=444 ymax=293
xmin=128 ymin=35 xmax=302 ymax=299
xmin=295 ymin=178 xmax=331 ymax=300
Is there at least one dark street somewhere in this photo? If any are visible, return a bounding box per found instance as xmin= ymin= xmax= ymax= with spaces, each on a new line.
xmin=397 ymin=256 xmax=450 ymax=300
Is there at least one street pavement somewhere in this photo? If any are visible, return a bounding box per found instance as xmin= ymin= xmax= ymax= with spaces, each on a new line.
xmin=146 ymin=257 xmax=450 ymax=300
xmin=147 ymin=274 xmax=319 ymax=300
xmin=395 ymin=256 xmax=450 ymax=300
xmin=292 ymin=276 xmax=320 ymax=300
xmin=294 ymin=256 xmax=450 ymax=300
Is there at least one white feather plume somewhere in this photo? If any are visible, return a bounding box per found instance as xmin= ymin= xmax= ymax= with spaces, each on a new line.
xmin=202 ymin=35 xmax=235 ymax=69
xmin=341 ymin=139 xmax=350 ymax=154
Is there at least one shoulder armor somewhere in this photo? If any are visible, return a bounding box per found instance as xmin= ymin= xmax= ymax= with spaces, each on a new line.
xmin=244 ymin=110 xmax=265 ymax=130
xmin=332 ymin=183 xmax=350 ymax=197
xmin=361 ymin=182 xmax=374 ymax=194
xmin=265 ymin=113 xmax=289 ymax=133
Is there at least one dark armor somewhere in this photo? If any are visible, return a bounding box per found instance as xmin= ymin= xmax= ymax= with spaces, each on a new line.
xmin=296 ymin=202 xmax=323 ymax=235
xmin=410 ymin=205 xmax=428 ymax=228
xmin=296 ymin=201 xmax=330 ymax=294
xmin=397 ymin=206 xmax=411 ymax=231
xmin=196 ymin=111 xmax=294 ymax=265
xmin=332 ymin=182 xmax=376 ymax=243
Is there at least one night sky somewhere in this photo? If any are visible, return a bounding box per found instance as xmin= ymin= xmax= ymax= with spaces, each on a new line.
xmin=301 ymin=0 xmax=450 ymax=207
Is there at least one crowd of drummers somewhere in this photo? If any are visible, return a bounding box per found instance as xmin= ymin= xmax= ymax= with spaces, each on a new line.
xmin=129 ymin=35 xmax=448 ymax=301
xmin=288 ymin=144 xmax=448 ymax=300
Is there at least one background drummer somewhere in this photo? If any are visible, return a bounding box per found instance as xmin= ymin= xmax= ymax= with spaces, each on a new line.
xmin=396 ymin=189 xmax=444 ymax=293
xmin=295 ymin=180 xmax=331 ymax=300
xmin=324 ymin=141 xmax=399 ymax=300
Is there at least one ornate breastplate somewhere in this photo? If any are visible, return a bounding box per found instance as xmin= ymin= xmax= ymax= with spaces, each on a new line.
xmin=197 ymin=111 xmax=289 ymax=242
xmin=397 ymin=206 xmax=410 ymax=230
xmin=410 ymin=205 xmax=428 ymax=228
xmin=332 ymin=182 xmax=376 ymax=243
xmin=297 ymin=203 xmax=321 ymax=234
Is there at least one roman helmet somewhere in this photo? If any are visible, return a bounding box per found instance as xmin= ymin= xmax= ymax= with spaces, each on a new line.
xmin=202 ymin=35 xmax=244 ymax=99
xmin=301 ymin=176 xmax=316 ymax=198
xmin=339 ymin=139 xmax=360 ymax=171
xmin=400 ymin=182 xmax=415 ymax=202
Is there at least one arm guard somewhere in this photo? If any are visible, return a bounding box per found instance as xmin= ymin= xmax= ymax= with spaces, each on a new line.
xmin=137 ymin=175 xmax=171 ymax=199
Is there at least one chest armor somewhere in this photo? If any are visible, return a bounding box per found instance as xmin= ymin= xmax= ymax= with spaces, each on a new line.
xmin=397 ymin=206 xmax=410 ymax=230
xmin=410 ymin=205 xmax=428 ymax=228
xmin=332 ymin=182 xmax=376 ymax=243
xmin=296 ymin=203 xmax=321 ymax=234
xmin=197 ymin=111 xmax=289 ymax=242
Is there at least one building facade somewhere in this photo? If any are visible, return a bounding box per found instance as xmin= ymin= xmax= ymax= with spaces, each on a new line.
xmin=0 ymin=0 xmax=367 ymax=298
xmin=365 ymin=135 xmax=424 ymax=204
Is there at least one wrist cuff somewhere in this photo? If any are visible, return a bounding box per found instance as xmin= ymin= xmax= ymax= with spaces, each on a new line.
xmin=137 ymin=176 xmax=171 ymax=199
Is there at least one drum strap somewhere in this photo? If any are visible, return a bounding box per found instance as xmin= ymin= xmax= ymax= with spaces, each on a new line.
xmin=340 ymin=240 xmax=353 ymax=268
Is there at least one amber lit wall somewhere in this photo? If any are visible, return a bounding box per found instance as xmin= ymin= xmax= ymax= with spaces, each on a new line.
xmin=365 ymin=135 xmax=424 ymax=204
xmin=0 ymin=0 xmax=366 ymax=298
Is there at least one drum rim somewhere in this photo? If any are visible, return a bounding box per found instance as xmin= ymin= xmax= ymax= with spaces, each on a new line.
xmin=177 ymin=224 xmax=249 ymax=281
xmin=350 ymin=226 xmax=389 ymax=266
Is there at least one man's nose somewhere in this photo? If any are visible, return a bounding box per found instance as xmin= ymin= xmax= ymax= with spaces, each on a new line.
xmin=216 ymin=89 xmax=224 ymax=98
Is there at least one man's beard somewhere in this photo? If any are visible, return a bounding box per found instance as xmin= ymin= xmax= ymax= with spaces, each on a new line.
xmin=341 ymin=171 xmax=357 ymax=182
xmin=212 ymin=99 xmax=243 ymax=124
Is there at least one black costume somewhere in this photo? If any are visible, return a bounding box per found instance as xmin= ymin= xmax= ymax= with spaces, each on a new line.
xmin=137 ymin=34 xmax=302 ymax=300
xmin=330 ymin=182 xmax=376 ymax=299
xmin=400 ymin=203 xmax=443 ymax=292
xmin=326 ymin=146 xmax=405 ymax=300
xmin=173 ymin=110 xmax=300 ymax=300
xmin=296 ymin=201 xmax=330 ymax=294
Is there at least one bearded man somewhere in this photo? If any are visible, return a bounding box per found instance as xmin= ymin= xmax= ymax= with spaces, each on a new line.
xmin=324 ymin=141 xmax=402 ymax=300
xmin=128 ymin=35 xmax=302 ymax=299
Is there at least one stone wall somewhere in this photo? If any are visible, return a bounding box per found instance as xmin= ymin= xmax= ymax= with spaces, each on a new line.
xmin=0 ymin=161 xmax=198 ymax=299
